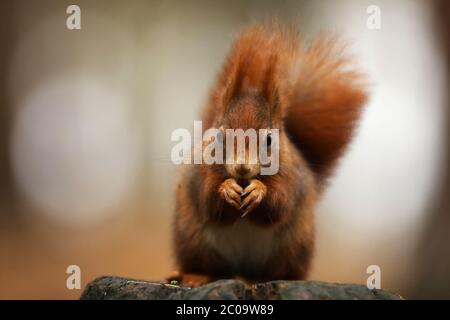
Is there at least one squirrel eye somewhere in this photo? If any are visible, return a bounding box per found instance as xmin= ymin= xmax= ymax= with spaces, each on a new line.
xmin=266 ymin=133 xmax=272 ymax=147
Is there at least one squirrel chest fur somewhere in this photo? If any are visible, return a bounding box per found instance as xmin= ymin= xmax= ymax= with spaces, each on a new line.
xmin=204 ymin=218 xmax=277 ymax=275
xmin=171 ymin=23 xmax=367 ymax=287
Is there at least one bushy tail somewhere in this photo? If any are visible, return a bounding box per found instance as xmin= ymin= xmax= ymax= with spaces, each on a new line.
xmin=285 ymin=37 xmax=368 ymax=184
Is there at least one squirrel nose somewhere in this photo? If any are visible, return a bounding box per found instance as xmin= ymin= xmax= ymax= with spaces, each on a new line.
xmin=236 ymin=165 xmax=251 ymax=177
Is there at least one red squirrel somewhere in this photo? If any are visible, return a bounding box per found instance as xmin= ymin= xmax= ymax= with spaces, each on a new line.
xmin=171 ymin=23 xmax=367 ymax=287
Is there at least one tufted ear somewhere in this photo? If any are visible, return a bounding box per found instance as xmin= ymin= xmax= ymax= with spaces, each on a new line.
xmin=205 ymin=23 xmax=300 ymax=127
xmin=221 ymin=49 xmax=284 ymax=126
xmin=261 ymin=53 xmax=280 ymax=116
xmin=259 ymin=54 xmax=279 ymax=106
xmin=221 ymin=55 xmax=246 ymax=106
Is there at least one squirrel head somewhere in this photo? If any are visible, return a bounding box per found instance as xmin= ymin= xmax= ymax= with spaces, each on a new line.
xmin=210 ymin=92 xmax=283 ymax=181
xmin=204 ymin=26 xmax=292 ymax=181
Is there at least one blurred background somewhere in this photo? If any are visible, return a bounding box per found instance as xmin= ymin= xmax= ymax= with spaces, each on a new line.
xmin=0 ymin=0 xmax=449 ymax=299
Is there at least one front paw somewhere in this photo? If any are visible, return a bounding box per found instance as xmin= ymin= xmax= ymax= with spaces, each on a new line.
xmin=240 ymin=179 xmax=267 ymax=216
xmin=219 ymin=178 xmax=244 ymax=210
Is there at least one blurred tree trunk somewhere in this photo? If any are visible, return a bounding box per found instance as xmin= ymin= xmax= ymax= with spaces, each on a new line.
xmin=0 ymin=2 xmax=16 ymax=218
xmin=411 ymin=0 xmax=450 ymax=299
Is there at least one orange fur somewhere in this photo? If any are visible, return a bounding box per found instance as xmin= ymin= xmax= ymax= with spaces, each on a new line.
xmin=171 ymin=23 xmax=368 ymax=287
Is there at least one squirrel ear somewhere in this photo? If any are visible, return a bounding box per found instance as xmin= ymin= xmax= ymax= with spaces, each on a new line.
xmin=222 ymin=56 xmax=248 ymax=106
xmin=269 ymin=88 xmax=280 ymax=118
xmin=261 ymin=54 xmax=281 ymax=112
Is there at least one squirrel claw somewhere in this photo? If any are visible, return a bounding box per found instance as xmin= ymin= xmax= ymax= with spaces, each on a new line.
xmin=219 ymin=178 xmax=243 ymax=210
xmin=239 ymin=179 xmax=267 ymax=216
